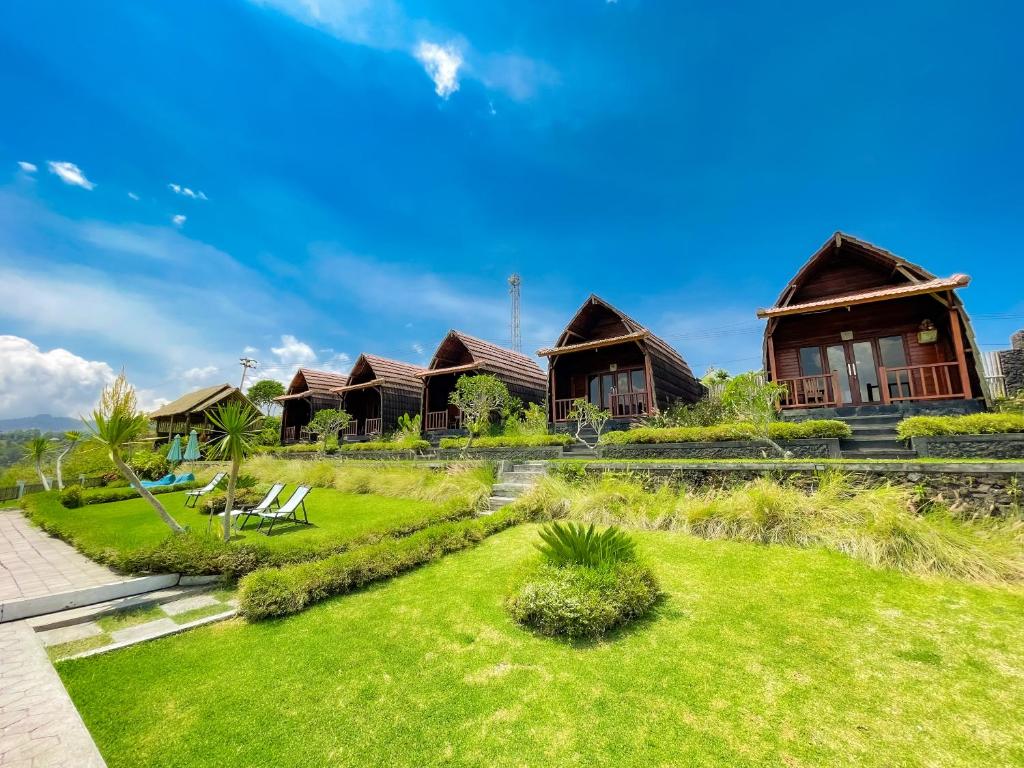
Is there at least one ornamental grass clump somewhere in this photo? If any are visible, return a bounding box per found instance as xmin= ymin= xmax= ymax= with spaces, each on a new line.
xmin=507 ymin=521 xmax=661 ymax=639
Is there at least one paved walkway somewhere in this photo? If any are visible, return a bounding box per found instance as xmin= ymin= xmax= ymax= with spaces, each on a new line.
xmin=0 ymin=510 xmax=116 ymax=602
xmin=0 ymin=621 xmax=106 ymax=767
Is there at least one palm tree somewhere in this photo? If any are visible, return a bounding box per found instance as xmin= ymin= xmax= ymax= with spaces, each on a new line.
xmin=204 ymin=401 xmax=262 ymax=542
xmin=24 ymin=436 xmax=51 ymax=491
xmin=88 ymin=372 xmax=185 ymax=533
xmin=55 ymin=430 xmax=81 ymax=491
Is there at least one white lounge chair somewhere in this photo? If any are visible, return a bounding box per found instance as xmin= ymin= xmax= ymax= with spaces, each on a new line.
xmin=256 ymin=485 xmax=312 ymax=535
xmin=225 ymin=483 xmax=285 ymax=530
xmin=184 ymin=472 xmax=226 ymax=508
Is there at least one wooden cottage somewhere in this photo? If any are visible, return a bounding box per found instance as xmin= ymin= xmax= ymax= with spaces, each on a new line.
xmin=149 ymin=384 xmax=255 ymax=444
xmin=419 ymin=331 xmax=547 ymax=432
xmin=275 ymin=368 xmax=348 ymax=444
xmin=758 ymin=232 xmax=988 ymax=410
xmin=538 ymin=295 xmax=704 ymax=423
xmin=330 ymin=354 xmax=425 ymax=438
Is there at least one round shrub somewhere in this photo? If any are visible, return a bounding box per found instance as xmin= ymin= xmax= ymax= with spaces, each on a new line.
xmin=60 ymin=484 xmax=84 ymax=509
xmin=507 ymin=560 xmax=660 ymax=639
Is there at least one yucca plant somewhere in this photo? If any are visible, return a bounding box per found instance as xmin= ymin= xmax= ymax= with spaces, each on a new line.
xmin=535 ymin=521 xmax=637 ymax=569
xmin=205 ymin=401 xmax=264 ymax=541
xmin=24 ymin=435 xmax=52 ymax=491
xmin=88 ymin=372 xmax=184 ymax=533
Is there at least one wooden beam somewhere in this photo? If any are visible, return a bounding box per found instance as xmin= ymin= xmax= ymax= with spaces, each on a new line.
xmin=948 ymin=296 xmax=972 ymax=399
xmin=643 ymin=352 xmax=657 ymax=412
xmin=766 ymin=336 xmax=777 ymax=382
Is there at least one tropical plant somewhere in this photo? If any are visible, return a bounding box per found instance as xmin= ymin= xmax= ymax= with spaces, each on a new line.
xmin=54 ymin=430 xmax=81 ymax=491
xmin=87 ymin=372 xmax=185 ymax=533
xmin=567 ymin=399 xmax=611 ymax=448
xmin=396 ymin=413 xmax=422 ymax=440
xmin=204 ymin=401 xmax=263 ymax=541
xmin=448 ymin=374 xmax=512 ymax=450
xmin=247 ymin=379 xmax=286 ymax=414
xmin=308 ymin=408 xmax=352 ymax=457
xmin=536 ymin=521 xmax=637 ymax=569
xmin=24 ymin=435 xmax=51 ymax=491
xmin=720 ymin=371 xmax=791 ymax=457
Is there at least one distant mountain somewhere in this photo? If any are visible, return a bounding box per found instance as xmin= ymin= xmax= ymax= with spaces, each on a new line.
xmin=0 ymin=414 xmax=86 ymax=433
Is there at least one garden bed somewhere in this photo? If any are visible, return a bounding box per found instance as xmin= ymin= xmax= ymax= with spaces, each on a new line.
xmin=597 ymin=438 xmax=841 ymax=460
xmin=434 ymin=446 xmax=565 ymax=461
xmin=910 ymin=433 xmax=1024 ymax=459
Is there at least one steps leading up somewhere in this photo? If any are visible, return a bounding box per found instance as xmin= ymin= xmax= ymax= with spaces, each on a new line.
xmin=482 ymin=461 xmax=548 ymax=514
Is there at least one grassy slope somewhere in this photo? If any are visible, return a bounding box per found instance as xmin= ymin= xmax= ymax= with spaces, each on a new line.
xmin=59 ymin=526 xmax=1024 ymax=768
xmin=29 ymin=487 xmax=442 ymax=557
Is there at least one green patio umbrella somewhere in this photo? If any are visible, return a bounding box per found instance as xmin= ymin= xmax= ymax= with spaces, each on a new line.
xmin=183 ymin=430 xmax=201 ymax=463
xmin=166 ymin=434 xmax=183 ymax=465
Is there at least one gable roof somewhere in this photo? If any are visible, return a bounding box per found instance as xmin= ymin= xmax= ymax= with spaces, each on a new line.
xmin=420 ymin=330 xmax=546 ymax=389
xmin=275 ymin=368 xmax=348 ymax=401
xmin=149 ymin=384 xmax=250 ymax=418
xmin=757 ymin=274 xmax=971 ymax=318
xmin=333 ymin=354 xmax=425 ymax=393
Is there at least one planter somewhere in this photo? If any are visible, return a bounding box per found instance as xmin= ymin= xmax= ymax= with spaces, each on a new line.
xmin=596 ymin=439 xmax=842 ymax=460
xmin=910 ymin=434 xmax=1024 ymax=459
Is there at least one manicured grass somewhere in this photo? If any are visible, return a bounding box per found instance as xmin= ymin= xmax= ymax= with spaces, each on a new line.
xmin=59 ymin=526 xmax=1024 ymax=767
xmin=95 ymin=605 xmax=165 ymax=633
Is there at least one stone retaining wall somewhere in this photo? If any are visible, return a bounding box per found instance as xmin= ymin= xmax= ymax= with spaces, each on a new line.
xmin=434 ymin=446 xmax=564 ymax=461
xmin=567 ymin=461 xmax=1024 ymax=516
xmin=911 ymin=434 xmax=1024 ymax=459
xmin=596 ymin=439 xmax=842 ymax=460
xmin=999 ymin=348 xmax=1024 ymax=396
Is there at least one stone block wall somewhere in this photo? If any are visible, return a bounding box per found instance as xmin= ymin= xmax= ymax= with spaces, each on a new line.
xmin=911 ymin=434 xmax=1024 ymax=459
xmin=597 ymin=439 xmax=841 ymax=460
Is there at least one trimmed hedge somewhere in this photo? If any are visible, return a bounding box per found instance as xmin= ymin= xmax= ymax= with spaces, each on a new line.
xmin=599 ymin=420 xmax=850 ymax=445
xmin=896 ymin=413 xmax=1024 ymax=440
xmin=341 ymin=439 xmax=430 ymax=452
xmin=238 ymin=505 xmax=527 ymax=620
xmin=70 ymin=481 xmax=201 ymax=506
xmin=439 ymin=434 xmax=574 ymax=449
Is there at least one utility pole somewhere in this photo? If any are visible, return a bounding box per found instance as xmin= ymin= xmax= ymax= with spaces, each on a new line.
xmin=508 ymin=273 xmax=522 ymax=353
xmin=238 ymin=357 xmax=258 ymax=390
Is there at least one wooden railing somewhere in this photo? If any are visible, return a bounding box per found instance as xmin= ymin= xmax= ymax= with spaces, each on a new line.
xmin=778 ymin=374 xmax=842 ymax=409
xmin=364 ymin=417 xmax=383 ymax=436
xmin=609 ymin=391 xmax=650 ymax=419
xmin=342 ymin=422 xmax=358 ymax=437
xmin=425 ymin=410 xmax=449 ymax=431
xmin=553 ymin=398 xmax=575 ymax=422
xmin=880 ymin=363 xmax=962 ymax=403
xmin=282 ymin=426 xmax=299 ymax=443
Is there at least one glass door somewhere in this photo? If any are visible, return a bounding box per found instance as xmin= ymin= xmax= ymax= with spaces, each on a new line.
xmin=851 ymin=340 xmax=881 ymax=403
xmin=825 ymin=345 xmax=853 ymax=404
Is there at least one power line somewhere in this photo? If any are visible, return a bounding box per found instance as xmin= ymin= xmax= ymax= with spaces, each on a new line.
xmin=238 ymin=357 xmax=258 ymax=389
xmin=508 ymin=273 xmax=522 ymax=353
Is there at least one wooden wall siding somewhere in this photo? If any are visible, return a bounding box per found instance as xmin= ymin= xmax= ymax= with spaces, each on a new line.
xmin=551 ymin=343 xmax=646 ymax=399
xmin=344 ymin=354 xmax=425 ymax=433
xmin=790 ymin=253 xmax=903 ymax=304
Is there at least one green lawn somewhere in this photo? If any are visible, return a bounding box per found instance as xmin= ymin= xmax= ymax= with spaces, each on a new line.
xmin=59 ymin=526 xmax=1024 ymax=767
xmin=29 ymin=487 xmax=446 ymax=558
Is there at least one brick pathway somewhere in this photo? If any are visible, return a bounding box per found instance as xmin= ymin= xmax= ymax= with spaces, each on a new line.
xmin=0 ymin=510 xmax=116 ymax=601
xmin=0 ymin=621 xmax=106 ymax=767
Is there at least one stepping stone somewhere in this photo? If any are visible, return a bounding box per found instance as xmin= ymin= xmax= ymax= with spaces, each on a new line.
xmin=110 ymin=617 xmax=178 ymax=645
xmin=36 ymin=622 xmax=104 ymax=647
xmin=161 ymin=594 xmax=220 ymax=616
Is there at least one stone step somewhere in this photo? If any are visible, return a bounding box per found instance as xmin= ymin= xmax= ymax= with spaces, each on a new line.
xmin=841 ymin=449 xmax=919 ymax=460
xmin=500 ymin=471 xmax=545 ymax=482
xmin=848 ymin=425 xmax=899 ymax=436
xmin=26 ymin=583 xmax=217 ymax=631
xmin=492 ymin=482 xmax=533 ymax=497
xmin=487 ymin=496 xmax=517 ymax=510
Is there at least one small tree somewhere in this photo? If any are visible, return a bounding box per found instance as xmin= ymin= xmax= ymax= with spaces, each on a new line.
xmin=567 ymin=399 xmax=611 ymax=449
xmin=308 ymin=408 xmax=352 ymax=456
xmin=204 ymin=402 xmax=262 ymax=541
xmin=721 ymin=371 xmax=792 ymax=457
xmin=87 ymin=372 xmax=184 ymax=533
xmin=448 ymin=375 xmax=511 ymax=450
xmin=54 ymin=430 xmax=81 ymax=491
xmin=247 ymin=379 xmax=286 ymax=415
xmin=396 ymin=413 xmax=422 ymax=441
xmin=24 ymin=436 xmax=51 ymax=491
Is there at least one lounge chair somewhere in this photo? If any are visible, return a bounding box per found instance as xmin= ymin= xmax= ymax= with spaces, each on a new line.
xmin=171 ymin=472 xmax=195 ymax=486
xmin=141 ymin=473 xmax=176 ymax=488
xmin=256 ymin=485 xmax=312 ymax=535
xmin=184 ymin=472 xmax=227 ymax=507
xmin=224 ymin=483 xmax=285 ymax=530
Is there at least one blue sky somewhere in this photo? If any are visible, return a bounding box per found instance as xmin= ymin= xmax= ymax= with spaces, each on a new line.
xmin=1 ymin=0 xmax=1022 ymax=417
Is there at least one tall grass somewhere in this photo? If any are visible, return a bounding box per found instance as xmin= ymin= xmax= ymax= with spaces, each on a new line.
xmin=515 ymin=472 xmax=1024 ymax=584
xmin=245 ymin=456 xmax=493 ymax=510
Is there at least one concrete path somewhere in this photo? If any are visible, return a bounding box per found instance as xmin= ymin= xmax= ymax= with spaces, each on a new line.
xmin=0 ymin=621 xmax=105 ymax=767
xmin=0 ymin=510 xmax=115 ymax=602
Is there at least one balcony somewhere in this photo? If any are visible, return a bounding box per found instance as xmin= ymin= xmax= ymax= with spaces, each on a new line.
xmin=880 ymin=362 xmax=964 ymax=403
xmin=778 ymin=374 xmax=843 ymax=409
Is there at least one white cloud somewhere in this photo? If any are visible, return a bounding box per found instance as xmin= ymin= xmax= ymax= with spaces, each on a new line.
xmin=168 ymin=183 xmax=208 ymax=200
xmin=412 ymin=342 xmax=425 ymax=356
xmin=18 ymin=161 xmax=37 ymax=173
xmin=172 ymin=214 xmax=186 ymax=226
xmin=47 ymin=161 xmax=95 ymax=190
xmin=0 ymin=335 xmax=114 ymax=419
xmin=183 ymin=365 xmax=219 ymax=384
xmin=271 ymin=334 xmax=318 ymax=366
xmin=127 ymin=192 xmax=140 ymax=201
xmin=243 ymin=345 xmax=259 ymax=355
xmin=414 ymin=41 xmax=462 ymax=98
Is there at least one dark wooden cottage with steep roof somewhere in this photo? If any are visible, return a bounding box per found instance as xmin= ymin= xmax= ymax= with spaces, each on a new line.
xmin=538 ymin=295 xmax=704 ymax=423
xmin=419 ymin=331 xmax=547 ymax=432
xmin=758 ymin=232 xmax=988 ymax=410
xmin=330 ymin=354 xmax=425 ymax=438
xmin=276 ymin=368 xmax=348 ymax=444
xmin=150 ymin=384 xmax=255 ymax=444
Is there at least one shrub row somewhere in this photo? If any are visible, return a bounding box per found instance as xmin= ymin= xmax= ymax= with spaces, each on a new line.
xmin=599 ymin=419 xmax=851 ymax=445
xmin=61 ymin=481 xmax=201 ymax=508
xmin=896 ymin=413 xmax=1024 ymax=439
xmin=340 ymin=439 xmax=431 ymax=452
xmin=439 ymin=434 xmax=574 ymax=449
xmin=238 ymin=504 xmax=528 ymax=620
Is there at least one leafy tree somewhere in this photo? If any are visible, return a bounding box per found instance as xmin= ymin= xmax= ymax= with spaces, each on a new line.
xmin=448 ymin=375 xmax=511 ymax=450
xmin=308 ymin=408 xmax=352 ymax=456
xmin=205 ymin=402 xmax=263 ymax=541
xmin=23 ymin=436 xmax=51 ymax=491
xmin=87 ymin=372 xmax=184 ymax=533
xmin=54 ymin=430 xmax=81 ymax=491
xmin=721 ymin=371 xmax=792 ymax=457
xmin=247 ymin=379 xmax=286 ymax=415
xmin=567 ymin=399 xmax=611 ymax=448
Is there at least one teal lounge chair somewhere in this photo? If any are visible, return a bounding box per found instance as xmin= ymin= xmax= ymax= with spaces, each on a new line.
xmin=141 ymin=473 xmax=176 ymax=488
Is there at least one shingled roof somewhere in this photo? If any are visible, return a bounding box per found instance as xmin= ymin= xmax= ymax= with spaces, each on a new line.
xmin=421 ymin=330 xmax=547 ymax=390
xmin=275 ymin=368 xmax=349 ymax=401
xmin=150 ymin=384 xmax=250 ymax=418
xmin=337 ymin=354 xmax=425 ymax=393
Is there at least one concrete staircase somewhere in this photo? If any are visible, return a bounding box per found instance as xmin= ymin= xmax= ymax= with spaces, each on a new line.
xmin=837 ymin=413 xmax=916 ymax=460
xmin=484 ymin=461 xmax=548 ymax=514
